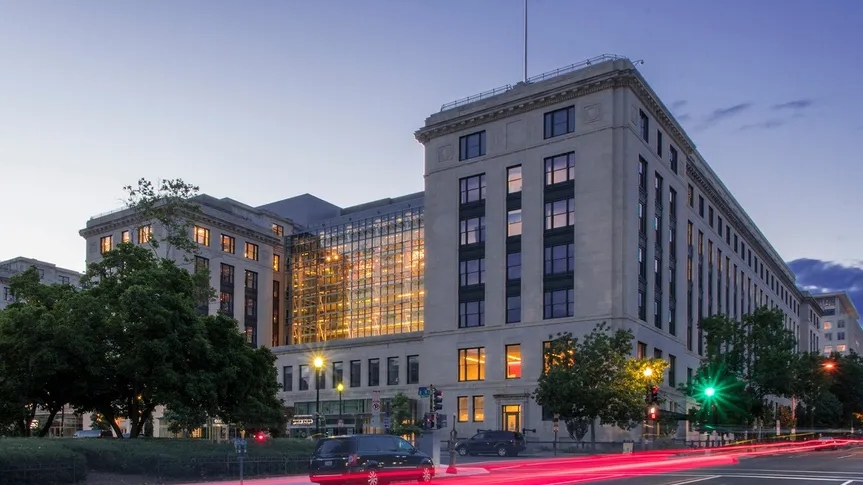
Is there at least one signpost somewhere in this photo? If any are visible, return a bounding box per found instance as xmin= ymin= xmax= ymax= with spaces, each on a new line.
xmin=553 ymin=413 xmax=560 ymax=456
xmin=233 ymin=430 xmax=248 ymax=485
xmin=372 ymin=391 xmax=381 ymax=433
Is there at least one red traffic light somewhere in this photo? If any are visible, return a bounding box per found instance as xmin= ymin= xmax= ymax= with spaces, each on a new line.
xmin=648 ymin=406 xmax=658 ymax=420
xmin=255 ymin=432 xmax=266 ymax=442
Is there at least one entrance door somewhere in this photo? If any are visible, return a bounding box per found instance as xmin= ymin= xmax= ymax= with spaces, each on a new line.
xmin=501 ymin=404 xmax=521 ymax=432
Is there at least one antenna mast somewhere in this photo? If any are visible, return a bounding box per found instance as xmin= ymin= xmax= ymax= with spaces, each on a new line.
xmin=523 ymin=0 xmax=528 ymax=83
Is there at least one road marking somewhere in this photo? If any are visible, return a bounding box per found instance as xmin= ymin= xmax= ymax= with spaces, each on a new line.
xmin=667 ymin=476 xmax=720 ymax=485
xmin=841 ymin=481 xmax=856 ymax=485
xmin=659 ymin=472 xmax=856 ymax=481
xmin=838 ymin=454 xmax=855 ymax=459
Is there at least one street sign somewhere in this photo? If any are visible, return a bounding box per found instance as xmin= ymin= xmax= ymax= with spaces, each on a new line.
xmin=418 ymin=386 xmax=430 ymax=397
xmin=372 ymin=391 xmax=381 ymax=404
xmin=337 ymin=419 xmax=344 ymax=427
xmin=383 ymin=416 xmax=391 ymax=429
xmin=372 ymin=401 xmax=381 ymax=413
xmin=371 ymin=414 xmax=381 ymax=428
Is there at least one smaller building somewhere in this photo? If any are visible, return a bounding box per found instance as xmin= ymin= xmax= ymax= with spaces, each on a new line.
xmin=813 ymin=291 xmax=863 ymax=355
xmin=798 ymin=292 xmax=824 ymax=354
xmin=0 ymin=256 xmax=82 ymax=310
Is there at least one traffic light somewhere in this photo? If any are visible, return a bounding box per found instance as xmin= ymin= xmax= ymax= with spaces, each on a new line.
xmin=704 ymin=387 xmax=716 ymax=398
xmin=433 ymin=389 xmax=443 ymax=411
xmin=428 ymin=413 xmax=436 ymax=429
xmin=423 ymin=413 xmax=435 ymax=430
xmin=650 ymin=386 xmax=659 ymax=403
xmin=648 ymin=406 xmax=658 ymax=420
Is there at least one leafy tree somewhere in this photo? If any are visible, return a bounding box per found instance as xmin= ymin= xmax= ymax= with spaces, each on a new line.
xmin=89 ymin=413 xmax=112 ymax=431
xmin=0 ymin=268 xmax=95 ymax=436
xmin=388 ymin=392 xmax=422 ymax=437
xmin=163 ymin=404 xmax=208 ymax=436
xmin=826 ymin=351 xmax=863 ymax=427
xmin=123 ymin=177 xmax=203 ymax=261
xmin=533 ymin=322 xmax=668 ymax=448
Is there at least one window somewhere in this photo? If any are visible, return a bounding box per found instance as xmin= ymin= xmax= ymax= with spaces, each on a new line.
xmin=669 ymin=187 xmax=677 ymax=215
xmin=368 ymin=358 xmax=380 ymax=386
xmin=220 ymin=263 xmax=234 ymax=285
xmin=219 ymin=292 xmax=234 ymax=314
xmin=245 ymin=270 xmax=258 ymax=290
xmin=638 ymin=158 xmax=647 ymax=191
xmin=506 ymin=296 xmax=521 ymax=324
xmin=121 ymin=231 xmax=130 ymax=243
xmin=668 ymin=355 xmax=676 ymax=387
xmin=507 ymin=165 xmax=523 ymax=193
xmin=507 ymin=209 xmax=522 ymax=237
xmin=459 ymin=259 xmax=485 ymax=286
xmin=472 ymin=396 xmax=485 ymax=422
xmin=458 ymin=347 xmax=485 ymax=381
xmin=407 ymin=355 xmax=419 ymax=384
xmin=687 ymin=185 xmax=694 ymax=207
xmin=670 ymin=146 xmax=678 ymax=174
xmin=460 ymin=216 xmax=485 ymax=245
xmin=544 ymin=243 xmax=574 ymax=275
xmin=332 ymin=361 xmax=344 ymax=387
xmin=637 ymin=342 xmax=647 ymax=359
xmin=194 ymin=256 xmax=209 ymax=273
xmin=544 ymin=288 xmax=574 ymax=319
xmin=272 ymin=223 xmax=284 ymax=236
xmin=639 ymin=110 xmax=649 ymax=141
xmin=457 ymin=397 xmax=469 ymax=422
xmin=544 ymin=106 xmax=575 ymax=138
xmin=273 ymin=254 xmax=280 ymax=272
xmin=138 ymin=225 xmax=152 ymax=243
xmin=282 ymin=366 xmax=293 ymax=392
xmin=505 ymin=344 xmax=522 ymax=379
xmin=298 ymin=365 xmax=309 ymax=390
xmin=222 ymin=235 xmax=235 ymax=253
xmin=59 ymin=275 xmax=70 ymax=285
xmin=245 ymin=296 xmax=257 ymax=317
xmin=194 ymin=226 xmax=210 ymax=246
xmin=544 ymin=153 xmax=575 ymax=185
xmin=698 ymin=196 xmax=704 ymax=217
xmin=655 ymin=173 xmax=664 ymax=205
xmin=100 ymin=235 xmax=113 ymax=254
xmin=837 ymin=332 xmax=846 ymax=341
xmin=657 ymin=130 xmax=663 ymax=157
xmin=387 ymin=357 xmax=399 ymax=385
xmin=506 ymin=252 xmax=521 ymax=280
xmin=459 ymin=174 xmax=486 ymax=204
xmin=459 ymin=300 xmax=484 ymax=328
xmin=350 ymin=360 xmax=361 ymax=387
xmin=544 ymin=198 xmax=575 ymax=230
xmin=244 ymin=242 xmax=259 ymax=261
xmin=459 ymin=131 xmax=486 ymax=160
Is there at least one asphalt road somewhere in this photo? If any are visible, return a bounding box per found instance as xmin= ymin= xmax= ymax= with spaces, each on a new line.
xmin=598 ymin=448 xmax=863 ymax=485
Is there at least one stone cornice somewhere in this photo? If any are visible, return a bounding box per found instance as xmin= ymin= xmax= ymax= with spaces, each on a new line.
xmin=272 ymin=331 xmax=423 ymax=353
xmin=79 ymin=209 xmax=282 ymax=247
xmin=686 ymin=160 xmax=796 ymax=290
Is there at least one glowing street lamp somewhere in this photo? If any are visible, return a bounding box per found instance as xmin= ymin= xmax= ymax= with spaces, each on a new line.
xmin=643 ymin=368 xmax=654 ymax=378
xmin=313 ymin=356 xmax=324 ymax=435
xmin=704 ymin=387 xmax=716 ymax=397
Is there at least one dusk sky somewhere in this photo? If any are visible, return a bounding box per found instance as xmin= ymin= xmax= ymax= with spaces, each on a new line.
xmin=1 ymin=0 xmax=861 ymax=274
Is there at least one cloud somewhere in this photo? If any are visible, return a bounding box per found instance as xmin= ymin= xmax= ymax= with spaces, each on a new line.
xmin=676 ymin=114 xmax=691 ymax=122
xmin=773 ymin=99 xmax=813 ymax=111
xmin=788 ymin=258 xmax=863 ymax=312
xmin=670 ymin=100 xmax=688 ymax=110
xmin=739 ymin=119 xmax=785 ymax=131
xmin=704 ymin=103 xmax=753 ymax=123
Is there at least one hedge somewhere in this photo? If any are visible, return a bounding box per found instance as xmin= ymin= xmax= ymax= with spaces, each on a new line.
xmin=0 ymin=438 xmax=316 ymax=485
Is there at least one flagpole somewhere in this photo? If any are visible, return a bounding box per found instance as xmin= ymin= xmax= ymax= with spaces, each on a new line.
xmin=523 ymin=0 xmax=528 ymax=83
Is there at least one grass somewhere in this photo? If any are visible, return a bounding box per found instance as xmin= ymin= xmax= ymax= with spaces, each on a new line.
xmin=0 ymin=437 xmax=316 ymax=484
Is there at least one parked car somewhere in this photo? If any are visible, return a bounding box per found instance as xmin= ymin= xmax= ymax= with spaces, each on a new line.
xmin=309 ymin=434 xmax=435 ymax=484
xmin=72 ymin=429 xmax=113 ymax=438
xmin=454 ymin=430 xmax=526 ymax=457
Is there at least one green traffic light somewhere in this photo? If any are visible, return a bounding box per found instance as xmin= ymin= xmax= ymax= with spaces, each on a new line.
xmin=704 ymin=387 xmax=716 ymax=397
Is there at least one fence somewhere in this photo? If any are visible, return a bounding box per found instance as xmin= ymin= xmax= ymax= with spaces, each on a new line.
xmin=0 ymin=454 xmax=311 ymax=485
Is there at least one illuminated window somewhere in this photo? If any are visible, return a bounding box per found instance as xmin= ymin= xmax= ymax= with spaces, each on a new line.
xmin=457 ymin=396 xmax=469 ymax=422
xmin=823 ymin=322 xmax=832 ymax=330
xmin=273 ymin=254 xmax=280 ymax=272
xmin=544 ymin=153 xmax=575 ymax=185
xmin=458 ymin=347 xmax=485 ymax=381
xmin=221 ymin=235 xmax=235 ymax=253
xmin=194 ymin=226 xmax=210 ymax=246
xmin=472 ymin=396 xmax=484 ymax=422
xmin=505 ymin=344 xmax=522 ymax=379
xmin=507 ymin=209 xmax=522 ymax=237
xmin=837 ymin=345 xmax=847 ymax=352
xmin=507 ymin=165 xmax=522 ymax=193
xmin=99 ymin=235 xmax=113 ymax=254
xmin=244 ymin=242 xmax=259 ymax=261
xmin=137 ymin=225 xmax=152 ymax=243
xmin=272 ymin=223 xmax=284 ymax=237
xmin=219 ymin=292 xmax=234 ymax=314
xmin=220 ymin=263 xmax=234 ymax=285
xmin=121 ymin=231 xmax=131 ymax=243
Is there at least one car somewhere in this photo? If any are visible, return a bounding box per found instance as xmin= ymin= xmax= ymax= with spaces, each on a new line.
xmin=454 ymin=430 xmax=526 ymax=457
xmin=309 ymin=434 xmax=435 ymax=485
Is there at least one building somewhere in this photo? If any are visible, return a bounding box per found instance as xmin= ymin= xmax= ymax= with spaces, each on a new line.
xmin=80 ymin=194 xmax=295 ymax=348
xmin=798 ymin=292 xmax=824 ymax=354
xmin=412 ymin=55 xmax=806 ymax=441
xmin=0 ymin=256 xmax=82 ymax=309
xmin=264 ymin=192 xmax=425 ymax=437
xmin=0 ymin=257 xmax=84 ymax=437
xmin=813 ymin=291 xmax=862 ymax=355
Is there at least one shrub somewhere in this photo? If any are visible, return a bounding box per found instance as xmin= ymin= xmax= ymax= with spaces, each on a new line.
xmin=0 ymin=438 xmax=87 ymax=485
xmin=0 ymin=437 xmax=315 ymax=484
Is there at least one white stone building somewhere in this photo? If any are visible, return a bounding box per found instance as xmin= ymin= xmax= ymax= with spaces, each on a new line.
xmin=0 ymin=256 xmax=82 ymax=310
xmin=814 ymin=291 xmax=863 ymax=355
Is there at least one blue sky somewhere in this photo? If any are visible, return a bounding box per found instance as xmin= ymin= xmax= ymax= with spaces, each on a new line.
xmin=1 ymin=0 xmax=861 ymax=273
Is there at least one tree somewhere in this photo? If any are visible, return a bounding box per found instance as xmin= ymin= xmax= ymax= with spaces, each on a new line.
xmin=89 ymin=413 xmax=112 ymax=431
xmin=388 ymin=392 xmax=422 ymax=437
xmin=123 ymin=177 xmax=203 ymax=261
xmin=163 ymin=404 xmax=208 ymax=436
xmin=0 ymin=268 xmax=95 ymax=437
xmin=826 ymin=351 xmax=863 ymax=428
xmin=533 ymin=322 xmax=668 ymax=448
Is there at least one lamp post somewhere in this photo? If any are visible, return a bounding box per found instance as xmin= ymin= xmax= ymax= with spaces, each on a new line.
xmin=314 ymin=356 xmax=324 ymax=436
xmin=337 ymin=382 xmax=344 ymax=435
xmin=642 ymin=367 xmax=653 ymax=450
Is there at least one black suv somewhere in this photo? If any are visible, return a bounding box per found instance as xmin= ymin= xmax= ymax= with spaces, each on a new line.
xmin=454 ymin=430 xmax=526 ymax=457
xmin=309 ymin=434 xmax=435 ymax=485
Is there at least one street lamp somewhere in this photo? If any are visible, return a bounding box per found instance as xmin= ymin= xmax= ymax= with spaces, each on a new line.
xmin=704 ymin=387 xmax=718 ymax=432
xmin=313 ymin=357 xmax=324 ymax=436
xmin=643 ymin=367 xmax=653 ymax=378
xmin=337 ymin=382 xmax=344 ymax=435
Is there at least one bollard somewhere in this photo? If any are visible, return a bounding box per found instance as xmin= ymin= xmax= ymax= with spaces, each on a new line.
xmin=446 ymin=427 xmax=458 ymax=474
